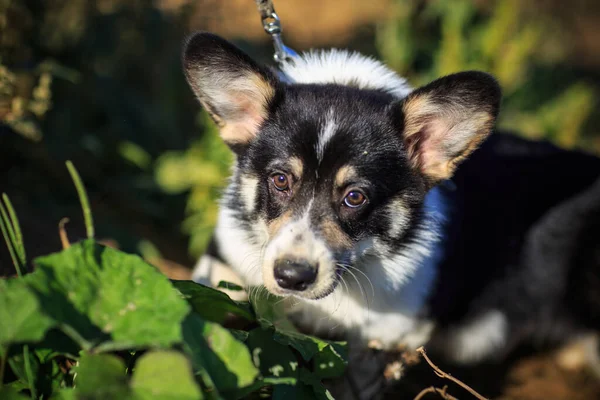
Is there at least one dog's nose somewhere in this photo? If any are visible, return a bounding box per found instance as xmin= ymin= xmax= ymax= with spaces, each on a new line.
xmin=274 ymin=259 xmax=317 ymax=291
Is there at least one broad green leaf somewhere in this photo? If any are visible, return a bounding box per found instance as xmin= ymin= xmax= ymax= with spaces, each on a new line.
xmin=272 ymin=331 xmax=326 ymax=362
xmin=30 ymin=240 xmax=189 ymax=348
xmin=229 ymin=377 xmax=297 ymax=399
xmin=0 ymin=279 xmax=55 ymax=346
xmin=312 ymin=342 xmax=348 ymax=379
xmin=172 ymin=280 xmax=254 ymax=323
xmin=182 ymin=314 xmax=258 ymax=393
xmin=273 ymin=382 xmax=316 ymax=400
xmin=297 ymin=368 xmax=335 ymax=400
xmin=0 ymin=387 xmax=29 ymax=399
xmin=130 ymin=350 xmax=203 ymax=400
xmin=216 ymin=281 xmax=243 ymax=291
xmin=245 ymin=327 xmax=299 ymax=380
xmin=73 ymin=353 xmax=130 ymax=399
xmin=50 ymin=388 xmax=76 ymax=400
xmin=249 ymin=293 xmax=297 ymax=332
xmin=89 ymin=246 xmax=189 ymax=348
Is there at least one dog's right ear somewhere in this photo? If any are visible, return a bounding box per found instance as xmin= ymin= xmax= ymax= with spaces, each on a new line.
xmin=183 ymin=32 xmax=279 ymax=149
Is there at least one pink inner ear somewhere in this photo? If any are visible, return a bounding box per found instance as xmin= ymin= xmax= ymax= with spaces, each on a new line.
xmin=407 ymin=119 xmax=451 ymax=179
xmin=220 ymin=93 xmax=267 ymax=145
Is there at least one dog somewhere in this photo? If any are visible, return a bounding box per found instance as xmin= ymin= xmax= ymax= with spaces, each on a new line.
xmin=183 ymin=32 xmax=600 ymax=367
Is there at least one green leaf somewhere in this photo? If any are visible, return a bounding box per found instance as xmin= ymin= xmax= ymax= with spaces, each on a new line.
xmin=7 ymin=345 xmax=40 ymax=392
xmin=0 ymin=279 xmax=55 ymax=346
xmin=182 ymin=314 xmax=258 ymax=393
xmin=73 ymin=353 xmax=130 ymax=399
xmin=29 ymin=240 xmax=189 ymax=348
xmin=50 ymin=388 xmax=76 ymax=400
xmin=172 ymin=280 xmax=254 ymax=324
xmin=216 ymin=281 xmax=243 ymax=291
xmin=272 ymin=331 xmax=325 ymax=362
xmin=130 ymin=350 xmax=203 ymax=400
xmin=297 ymin=369 xmax=335 ymax=400
xmin=249 ymin=293 xmax=297 ymax=332
xmin=245 ymin=327 xmax=299 ymax=380
xmin=0 ymin=387 xmax=30 ymax=400
xmin=228 ymin=377 xmax=297 ymax=399
xmin=272 ymin=382 xmax=317 ymax=400
xmin=312 ymin=342 xmax=347 ymax=380
xmin=89 ymin=246 xmax=190 ymax=348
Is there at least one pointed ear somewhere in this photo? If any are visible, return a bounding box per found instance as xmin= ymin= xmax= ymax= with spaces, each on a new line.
xmin=399 ymin=71 xmax=501 ymax=184
xmin=182 ymin=32 xmax=279 ymax=149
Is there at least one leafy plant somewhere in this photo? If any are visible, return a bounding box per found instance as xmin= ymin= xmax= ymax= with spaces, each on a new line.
xmin=155 ymin=110 xmax=233 ymax=258
xmin=376 ymin=0 xmax=599 ymax=153
xmin=0 ymin=163 xmax=347 ymax=399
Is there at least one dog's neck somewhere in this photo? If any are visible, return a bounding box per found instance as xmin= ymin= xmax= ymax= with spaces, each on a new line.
xmin=278 ymin=49 xmax=412 ymax=99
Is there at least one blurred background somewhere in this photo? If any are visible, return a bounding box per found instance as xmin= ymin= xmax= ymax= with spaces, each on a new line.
xmin=1 ymin=0 xmax=600 ymax=273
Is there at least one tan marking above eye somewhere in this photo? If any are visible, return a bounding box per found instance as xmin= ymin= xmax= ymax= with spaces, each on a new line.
xmin=289 ymin=157 xmax=304 ymax=179
xmin=334 ymin=165 xmax=358 ymax=188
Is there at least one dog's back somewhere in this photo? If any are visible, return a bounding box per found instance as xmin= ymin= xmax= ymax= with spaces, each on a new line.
xmin=427 ymin=133 xmax=600 ymax=361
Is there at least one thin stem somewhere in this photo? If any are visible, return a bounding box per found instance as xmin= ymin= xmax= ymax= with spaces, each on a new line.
xmin=65 ymin=161 xmax=95 ymax=239
xmin=2 ymin=194 xmax=26 ymax=265
xmin=414 ymin=385 xmax=458 ymax=400
xmin=416 ymin=347 xmax=488 ymax=400
xmin=59 ymin=324 xmax=93 ymax=352
xmin=23 ymin=345 xmax=37 ymax=400
xmin=59 ymin=218 xmax=71 ymax=249
xmin=0 ymin=345 xmax=7 ymax=387
xmin=0 ymin=206 xmax=22 ymax=277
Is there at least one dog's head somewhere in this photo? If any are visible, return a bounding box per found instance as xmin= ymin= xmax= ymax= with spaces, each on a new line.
xmin=183 ymin=32 xmax=501 ymax=300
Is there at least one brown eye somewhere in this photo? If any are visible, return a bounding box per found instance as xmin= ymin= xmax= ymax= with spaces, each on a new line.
xmin=272 ymin=174 xmax=289 ymax=191
xmin=343 ymin=190 xmax=366 ymax=208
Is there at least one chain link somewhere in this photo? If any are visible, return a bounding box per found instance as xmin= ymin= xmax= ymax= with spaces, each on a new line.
xmin=254 ymin=0 xmax=298 ymax=64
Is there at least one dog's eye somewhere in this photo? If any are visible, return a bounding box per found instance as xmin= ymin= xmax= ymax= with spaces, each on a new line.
xmin=272 ymin=173 xmax=289 ymax=191
xmin=343 ymin=190 xmax=366 ymax=208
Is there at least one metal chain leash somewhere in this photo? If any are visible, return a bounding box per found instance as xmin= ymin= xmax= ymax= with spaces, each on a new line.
xmin=255 ymin=0 xmax=298 ymax=64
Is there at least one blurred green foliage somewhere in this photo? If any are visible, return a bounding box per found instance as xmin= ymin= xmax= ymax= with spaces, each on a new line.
xmin=376 ymin=0 xmax=599 ymax=152
xmin=1 ymin=0 xmax=599 ymax=266
xmin=155 ymin=111 xmax=232 ymax=258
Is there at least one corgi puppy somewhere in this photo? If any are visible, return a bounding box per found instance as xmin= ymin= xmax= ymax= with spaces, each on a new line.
xmin=184 ymin=32 xmax=600 ymax=365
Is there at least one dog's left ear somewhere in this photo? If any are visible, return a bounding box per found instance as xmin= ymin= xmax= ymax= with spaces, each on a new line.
xmin=397 ymin=71 xmax=501 ymax=184
xmin=182 ymin=32 xmax=280 ymax=150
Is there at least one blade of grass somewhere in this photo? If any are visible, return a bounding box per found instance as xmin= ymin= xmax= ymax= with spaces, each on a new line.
xmin=2 ymin=194 xmax=26 ymax=266
xmin=65 ymin=161 xmax=95 ymax=239
xmin=0 ymin=204 xmax=22 ymax=277
xmin=23 ymin=345 xmax=37 ymax=400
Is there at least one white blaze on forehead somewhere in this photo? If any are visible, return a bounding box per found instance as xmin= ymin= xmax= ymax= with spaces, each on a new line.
xmin=240 ymin=174 xmax=259 ymax=213
xmin=316 ymin=110 xmax=338 ymax=161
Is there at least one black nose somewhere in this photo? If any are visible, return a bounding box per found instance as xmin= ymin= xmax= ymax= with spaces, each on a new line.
xmin=274 ymin=259 xmax=317 ymax=291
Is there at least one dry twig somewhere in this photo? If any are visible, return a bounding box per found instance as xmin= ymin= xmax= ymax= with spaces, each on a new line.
xmin=414 ymin=385 xmax=458 ymax=400
xmin=59 ymin=217 xmax=70 ymax=249
xmin=416 ymin=346 xmax=489 ymax=400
